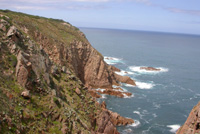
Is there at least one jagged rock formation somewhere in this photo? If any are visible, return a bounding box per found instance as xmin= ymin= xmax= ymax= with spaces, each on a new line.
xmin=0 ymin=10 xmax=134 ymax=133
xmin=30 ymin=16 xmax=136 ymax=89
xmin=176 ymin=102 xmax=200 ymax=134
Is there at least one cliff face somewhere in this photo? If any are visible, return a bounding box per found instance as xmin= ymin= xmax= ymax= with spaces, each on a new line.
xmin=176 ymin=102 xmax=200 ymax=134
xmin=28 ymin=14 xmax=135 ymax=89
xmin=0 ymin=10 xmax=134 ymax=133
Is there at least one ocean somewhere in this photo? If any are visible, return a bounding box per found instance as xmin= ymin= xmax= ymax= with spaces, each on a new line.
xmin=80 ymin=28 xmax=200 ymax=134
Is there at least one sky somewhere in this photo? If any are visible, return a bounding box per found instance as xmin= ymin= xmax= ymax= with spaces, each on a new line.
xmin=0 ymin=0 xmax=200 ymax=35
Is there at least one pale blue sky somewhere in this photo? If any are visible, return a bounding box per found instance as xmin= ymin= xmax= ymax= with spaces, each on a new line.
xmin=1 ymin=0 xmax=200 ymax=35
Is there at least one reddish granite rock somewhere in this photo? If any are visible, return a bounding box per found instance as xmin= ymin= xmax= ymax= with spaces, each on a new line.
xmin=140 ymin=67 xmax=161 ymax=71
xmin=96 ymin=110 xmax=119 ymax=134
xmin=109 ymin=110 xmax=134 ymax=126
xmin=75 ymin=88 xmax=81 ymax=95
xmin=109 ymin=65 xmax=121 ymax=72
xmin=176 ymin=102 xmax=200 ymax=134
xmin=114 ymin=74 xmax=136 ymax=86
xmin=88 ymin=89 xmax=101 ymax=98
xmin=97 ymin=89 xmax=132 ymax=98
xmin=99 ymin=101 xmax=134 ymax=127
xmin=16 ymin=51 xmax=32 ymax=89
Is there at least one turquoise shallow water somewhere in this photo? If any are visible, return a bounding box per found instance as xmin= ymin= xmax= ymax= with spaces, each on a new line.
xmin=80 ymin=28 xmax=200 ymax=134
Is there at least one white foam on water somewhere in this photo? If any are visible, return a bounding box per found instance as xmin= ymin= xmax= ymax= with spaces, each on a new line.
xmin=133 ymin=111 xmax=141 ymax=116
xmin=95 ymin=88 xmax=106 ymax=92
xmin=167 ymin=124 xmax=180 ymax=133
xmin=135 ymin=81 xmax=155 ymax=89
xmin=153 ymin=102 xmax=161 ymax=109
xmin=115 ymin=70 xmax=135 ymax=76
xmin=124 ymin=84 xmax=136 ymax=87
xmin=123 ymin=93 xmax=134 ymax=98
xmin=128 ymin=120 xmax=141 ymax=128
xmin=129 ymin=66 xmax=169 ymax=74
xmin=152 ymin=113 xmax=158 ymax=118
xmin=101 ymin=94 xmax=107 ymax=99
xmin=123 ymin=128 xmax=133 ymax=133
xmin=104 ymin=56 xmax=123 ymax=65
xmin=121 ymin=87 xmax=128 ymax=92
xmin=112 ymin=85 xmax=120 ymax=88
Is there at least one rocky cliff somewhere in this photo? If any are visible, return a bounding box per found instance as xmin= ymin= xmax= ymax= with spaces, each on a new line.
xmin=176 ymin=102 xmax=200 ymax=134
xmin=0 ymin=10 xmax=134 ymax=133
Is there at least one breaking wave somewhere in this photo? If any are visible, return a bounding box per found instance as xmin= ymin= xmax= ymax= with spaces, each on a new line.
xmin=129 ymin=66 xmax=168 ymax=74
xmin=123 ymin=94 xmax=134 ymax=98
xmin=128 ymin=120 xmax=141 ymax=128
xmin=115 ymin=70 xmax=135 ymax=76
xmin=167 ymin=124 xmax=180 ymax=133
xmin=135 ymin=81 xmax=155 ymax=89
xmin=104 ymin=56 xmax=123 ymax=65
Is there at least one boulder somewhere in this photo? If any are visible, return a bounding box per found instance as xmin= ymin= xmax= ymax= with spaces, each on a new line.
xmin=7 ymin=25 xmax=23 ymax=44
xmin=61 ymin=66 xmax=66 ymax=73
xmin=75 ymin=88 xmax=81 ymax=95
xmin=21 ymin=90 xmax=30 ymax=99
xmin=7 ymin=26 xmax=17 ymax=37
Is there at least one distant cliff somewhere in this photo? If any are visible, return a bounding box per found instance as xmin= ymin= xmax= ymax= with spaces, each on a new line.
xmin=0 ymin=10 xmax=134 ymax=133
xmin=176 ymin=102 xmax=200 ymax=134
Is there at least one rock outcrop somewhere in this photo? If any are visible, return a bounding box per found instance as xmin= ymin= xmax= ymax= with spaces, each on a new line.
xmin=176 ymin=102 xmax=200 ymax=134
xmin=140 ymin=67 xmax=161 ymax=71
xmin=100 ymin=101 xmax=134 ymax=126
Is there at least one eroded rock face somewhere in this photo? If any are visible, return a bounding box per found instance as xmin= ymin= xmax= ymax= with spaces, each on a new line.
xmin=176 ymin=102 xmax=200 ymax=134
xmin=33 ymin=31 xmax=136 ymax=89
xmin=96 ymin=110 xmax=119 ymax=134
xmin=140 ymin=67 xmax=161 ymax=71
xmin=16 ymin=51 xmax=32 ymax=89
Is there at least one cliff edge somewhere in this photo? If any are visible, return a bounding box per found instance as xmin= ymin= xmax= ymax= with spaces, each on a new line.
xmin=176 ymin=102 xmax=200 ymax=134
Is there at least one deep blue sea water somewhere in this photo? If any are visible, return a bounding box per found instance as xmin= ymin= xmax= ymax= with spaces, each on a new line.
xmin=80 ymin=28 xmax=200 ymax=134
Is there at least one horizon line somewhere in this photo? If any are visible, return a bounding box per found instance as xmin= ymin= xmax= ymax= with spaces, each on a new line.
xmin=79 ymin=26 xmax=200 ymax=37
